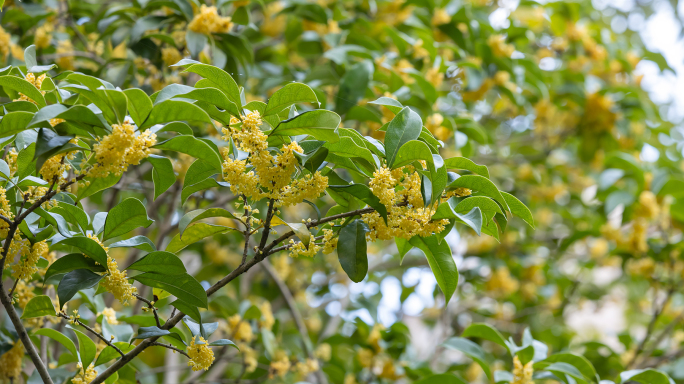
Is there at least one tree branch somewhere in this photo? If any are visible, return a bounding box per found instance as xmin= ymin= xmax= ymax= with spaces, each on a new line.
xmin=58 ymin=313 xmax=125 ymax=357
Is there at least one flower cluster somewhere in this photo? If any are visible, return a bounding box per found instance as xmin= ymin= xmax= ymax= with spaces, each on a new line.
xmin=88 ymin=123 xmax=157 ymax=178
xmin=187 ymin=336 xmax=215 ymax=371
xmin=100 ymin=256 xmax=138 ymax=305
xmin=188 ymin=5 xmax=233 ymax=35
xmin=0 ymin=340 xmax=24 ymax=382
xmin=221 ymin=111 xmax=328 ymax=208
xmin=362 ymin=167 xmax=449 ymax=241
xmin=12 ymin=240 xmax=48 ymax=281
xmin=511 ymin=355 xmax=533 ymax=384
xmin=0 ymin=187 xmax=13 ymax=238
xmin=72 ymin=363 xmax=97 ymax=384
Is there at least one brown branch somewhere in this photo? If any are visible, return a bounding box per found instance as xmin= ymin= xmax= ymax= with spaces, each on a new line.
xmin=150 ymin=342 xmax=190 ymax=358
xmin=58 ymin=313 xmax=125 ymax=357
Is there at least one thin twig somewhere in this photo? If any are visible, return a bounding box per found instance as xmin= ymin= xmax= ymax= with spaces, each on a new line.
xmin=134 ymin=293 xmax=162 ymax=328
xmin=151 ymin=342 xmax=190 ymax=358
xmin=58 ymin=313 xmax=125 ymax=357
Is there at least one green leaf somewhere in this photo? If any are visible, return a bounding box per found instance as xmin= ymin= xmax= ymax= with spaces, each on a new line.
xmin=369 ymin=96 xmax=404 ymax=114
xmin=209 ymin=339 xmax=239 ymax=349
xmin=539 ymin=362 xmax=585 ymax=382
xmin=324 ymin=137 xmax=377 ymax=166
xmin=270 ymin=110 xmax=340 ymax=143
xmin=108 ymin=236 xmax=157 ymax=252
xmin=619 ymin=369 xmax=671 ymax=384
xmin=132 ymin=326 xmax=185 ymax=345
xmin=58 ymin=269 xmax=105 ymax=308
xmin=385 ymin=107 xmax=422 ymax=168
xmin=154 ymin=135 xmax=222 ymax=171
xmin=21 ymin=295 xmax=56 ymax=319
xmin=337 ymin=219 xmax=369 ymax=283
xmin=264 ymin=82 xmax=318 ymax=116
xmin=51 ymin=203 xmax=89 ymax=233
xmin=0 ymin=111 xmax=34 ymax=137
xmin=396 ymin=237 xmax=412 ymax=261
xmin=409 ymin=235 xmax=458 ymax=303
xmin=44 ymin=253 xmax=106 ymax=283
xmin=72 ymin=327 xmax=97 ymax=368
xmin=537 ymin=353 xmax=598 ymax=382
xmin=272 ymin=217 xmax=311 ymax=246
xmin=126 ymin=251 xmax=187 ymax=275
xmin=442 ymin=337 xmax=491 ymax=379
xmin=133 ymin=272 xmax=208 ymax=308
xmin=140 ymin=100 xmax=213 ymax=129
xmin=171 ymin=299 xmax=202 ymax=324
xmin=146 ymin=154 xmax=176 ymax=199
xmin=444 ymin=157 xmax=490 ymax=178
xmin=328 ymin=184 xmax=388 ymax=223
xmin=166 ymin=223 xmax=230 ymax=254
xmin=123 ymin=88 xmax=153 ymax=127
xmin=179 ymin=208 xmax=237 ymax=237
xmin=415 ymin=374 xmax=467 ymax=384
xmin=184 ymin=63 xmax=241 ymax=108
xmin=95 ymin=342 xmax=135 ymax=366
xmin=34 ymin=328 xmax=78 ymax=357
xmin=335 ymin=61 xmax=373 ymax=115
xmin=0 ymin=75 xmax=46 ymax=107
xmin=53 ymin=237 xmax=109 ymax=267
xmin=447 ymin=175 xmax=509 ymax=212
xmin=462 ymin=323 xmax=509 ymax=350
xmin=77 ymin=173 xmax=121 ymax=200
xmin=501 ymin=192 xmax=534 ymax=228
xmin=103 ymin=198 xmax=154 ymax=241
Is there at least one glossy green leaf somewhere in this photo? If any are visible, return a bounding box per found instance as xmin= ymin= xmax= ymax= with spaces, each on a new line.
xmin=126 ymin=251 xmax=187 ymax=275
xmin=43 ymin=253 xmax=106 ymax=282
xmin=103 ymin=198 xmax=154 ymax=241
xmin=166 ymin=223 xmax=230 ymax=254
xmin=409 ymin=235 xmax=458 ymax=303
xmin=179 ymin=208 xmax=237 ymax=237
xmin=72 ymin=327 xmax=97 ymax=368
xmin=264 ymin=82 xmax=318 ymax=116
xmin=21 ymin=295 xmax=56 ymax=319
xmin=385 ymin=107 xmax=422 ymax=167
xmin=133 ymin=272 xmax=208 ymax=308
xmin=337 ymin=219 xmax=368 ymax=283
xmin=54 ymin=236 xmax=109 ymax=267
xmin=154 ymin=135 xmax=222 ymax=171
xmin=58 ymin=269 xmax=105 ymax=308
xmin=140 ymin=100 xmax=213 ymax=129
xmin=0 ymin=75 xmax=46 ymax=107
xmin=270 ymin=110 xmax=341 ymax=143
xmin=34 ymin=328 xmax=78 ymax=357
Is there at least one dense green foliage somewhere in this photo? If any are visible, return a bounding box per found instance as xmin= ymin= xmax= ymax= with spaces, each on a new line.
xmin=0 ymin=0 xmax=683 ymax=383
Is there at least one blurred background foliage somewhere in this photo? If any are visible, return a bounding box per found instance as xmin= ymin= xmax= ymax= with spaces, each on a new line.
xmin=2 ymin=0 xmax=684 ymax=383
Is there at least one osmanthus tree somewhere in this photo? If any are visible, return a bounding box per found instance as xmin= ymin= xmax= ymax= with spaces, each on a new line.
xmin=0 ymin=45 xmax=535 ymax=383
xmin=1 ymin=0 xmax=684 ymax=383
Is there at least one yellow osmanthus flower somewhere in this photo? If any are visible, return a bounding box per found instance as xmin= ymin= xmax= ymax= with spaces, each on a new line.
xmin=226 ymin=314 xmax=254 ymax=342
xmin=580 ymin=93 xmax=616 ymax=134
xmin=13 ymin=280 xmax=35 ymax=307
xmin=101 ymin=256 xmax=138 ymax=305
xmin=0 ymin=340 xmax=24 ymax=382
xmin=288 ymin=236 xmax=320 ymax=258
xmin=269 ymin=355 xmax=291 ymax=378
xmin=363 ymin=167 xmax=449 ymax=241
xmin=260 ymin=1 xmax=285 ymax=37
xmin=487 ymin=34 xmax=515 ymax=58
xmin=424 ymin=113 xmax=450 ymax=142
xmin=189 ymin=5 xmax=233 ymax=35
xmin=188 ymin=336 xmax=215 ymax=371
xmin=486 ymin=266 xmax=519 ymax=297
xmin=161 ymin=47 xmax=182 ymax=67
xmin=12 ymin=240 xmax=48 ymax=281
xmin=99 ymin=307 xmax=119 ymax=324
xmin=55 ymin=40 xmax=75 ymax=70
xmin=72 ymin=363 xmax=97 ymax=384
xmin=258 ymin=301 xmax=275 ymax=330
xmin=432 ymin=8 xmax=451 ymax=26
xmin=0 ymin=187 xmax=13 ymax=238
xmin=314 ymin=343 xmax=332 ymax=361
xmin=295 ymin=358 xmax=320 ymax=377
xmin=5 ymin=148 xmax=17 ymax=177
xmin=88 ymin=123 xmax=157 ymax=178
xmin=14 ymin=73 xmax=47 ymax=104
xmin=221 ymin=111 xmax=328 ymax=207
xmin=321 ymin=228 xmax=338 ymax=254
xmin=35 ymin=24 xmax=53 ymax=49
xmin=0 ymin=26 xmax=11 ymax=59
xmin=510 ymin=355 xmax=533 ymax=384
